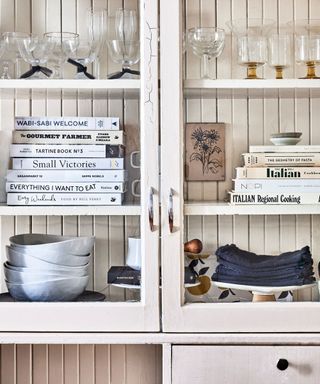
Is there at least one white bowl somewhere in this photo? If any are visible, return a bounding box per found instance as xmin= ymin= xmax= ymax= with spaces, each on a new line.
xmin=6 ymin=275 xmax=89 ymax=301
xmin=270 ymin=137 xmax=301 ymax=146
xmin=6 ymin=245 xmax=90 ymax=267
xmin=9 ymin=234 xmax=94 ymax=256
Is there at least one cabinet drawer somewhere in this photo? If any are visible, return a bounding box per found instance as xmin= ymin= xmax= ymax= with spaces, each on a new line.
xmin=172 ymin=345 xmax=320 ymax=384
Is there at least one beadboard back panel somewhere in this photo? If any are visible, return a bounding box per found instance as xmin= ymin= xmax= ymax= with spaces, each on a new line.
xmin=184 ymin=0 xmax=320 ymax=303
xmin=0 ymin=344 xmax=162 ymax=384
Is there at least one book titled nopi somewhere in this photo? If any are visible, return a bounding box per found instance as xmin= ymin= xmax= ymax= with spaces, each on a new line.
xmin=12 ymin=130 xmax=124 ymax=145
xmin=15 ymin=116 xmax=120 ymax=130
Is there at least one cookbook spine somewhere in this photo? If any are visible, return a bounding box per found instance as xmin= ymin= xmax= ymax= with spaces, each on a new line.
xmin=229 ymin=192 xmax=320 ymax=205
xmin=12 ymin=158 xmax=124 ymax=170
xmin=249 ymin=145 xmax=320 ymax=153
xmin=6 ymin=182 xmax=127 ymax=193
xmin=243 ymin=153 xmax=320 ymax=167
xmin=234 ymin=178 xmax=320 ymax=193
xmin=236 ymin=167 xmax=320 ymax=179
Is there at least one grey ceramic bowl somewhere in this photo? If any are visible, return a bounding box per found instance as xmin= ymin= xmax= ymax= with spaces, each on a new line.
xmin=3 ymin=264 xmax=88 ymax=284
xmin=6 ymin=246 xmax=91 ymax=267
xmin=4 ymin=261 xmax=89 ymax=277
xmin=6 ymin=275 xmax=89 ymax=301
xmin=9 ymin=234 xmax=94 ymax=256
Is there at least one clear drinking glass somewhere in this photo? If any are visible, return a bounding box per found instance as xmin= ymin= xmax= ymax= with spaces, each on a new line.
xmin=187 ymin=27 xmax=225 ymax=79
xmin=107 ymin=9 xmax=140 ymax=79
xmin=226 ymin=19 xmax=276 ymax=79
xmin=18 ymin=35 xmax=55 ymax=79
xmin=68 ymin=39 xmax=101 ymax=79
xmin=44 ymin=32 xmax=79 ymax=79
xmin=2 ymin=32 xmax=30 ymax=78
xmin=268 ymin=34 xmax=292 ymax=79
xmin=289 ymin=20 xmax=320 ymax=79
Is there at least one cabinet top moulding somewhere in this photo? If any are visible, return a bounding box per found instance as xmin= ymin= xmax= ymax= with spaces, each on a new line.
xmin=0 ymin=204 xmax=140 ymax=216
xmin=184 ymin=201 xmax=320 ymax=216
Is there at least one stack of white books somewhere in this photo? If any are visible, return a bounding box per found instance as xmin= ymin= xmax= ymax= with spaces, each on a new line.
xmin=6 ymin=116 xmax=127 ymax=206
xmin=230 ymin=145 xmax=320 ymax=205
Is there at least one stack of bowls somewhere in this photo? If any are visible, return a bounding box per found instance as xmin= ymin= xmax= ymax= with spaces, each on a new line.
xmin=4 ymin=234 xmax=94 ymax=302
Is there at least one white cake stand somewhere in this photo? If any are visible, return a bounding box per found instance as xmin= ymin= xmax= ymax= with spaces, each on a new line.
xmin=212 ymin=281 xmax=316 ymax=302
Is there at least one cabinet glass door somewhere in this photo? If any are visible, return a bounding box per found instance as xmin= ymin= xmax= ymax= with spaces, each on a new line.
xmin=161 ymin=0 xmax=320 ymax=332
xmin=0 ymin=0 xmax=159 ymax=332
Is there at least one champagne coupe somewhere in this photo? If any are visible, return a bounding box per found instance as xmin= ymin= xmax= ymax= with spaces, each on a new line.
xmin=187 ymin=27 xmax=225 ymax=79
xmin=2 ymin=32 xmax=30 ymax=78
xmin=107 ymin=9 xmax=140 ymax=79
xmin=44 ymin=32 xmax=79 ymax=79
xmin=18 ymin=35 xmax=55 ymax=79
xmin=227 ymin=19 xmax=276 ymax=79
xmin=289 ymin=20 xmax=320 ymax=79
xmin=67 ymin=39 xmax=100 ymax=79
xmin=268 ymin=33 xmax=292 ymax=79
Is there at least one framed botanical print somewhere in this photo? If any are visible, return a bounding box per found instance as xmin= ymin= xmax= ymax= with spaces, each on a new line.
xmin=185 ymin=123 xmax=225 ymax=181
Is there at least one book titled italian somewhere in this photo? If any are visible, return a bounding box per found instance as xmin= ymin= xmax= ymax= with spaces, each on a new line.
xmin=12 ymin=130 xmax=124 ymax=145
xmin=236 ymin=167 xmax=320 ymax=179
xmin=234 ymin=178 xmax=320 ymax=193
xmin=243 ymin=153 xmax=320 ymax=167
xmin=229 ymin=192 xmax=320 ymax=205
xmin=6 ymin=182 xmax=126 ymax=193
xmin=10 ymin=144 xmax=125 ymax=158
xmin=15 ymin=116 xmax=120 ymax=130
xmin=12 ymin=158 xmax=124 ymax=170
xmin=7 ymin=193 xmax=123 ymax=206
xmin=6 ymin=170 xmax=128 ymax=182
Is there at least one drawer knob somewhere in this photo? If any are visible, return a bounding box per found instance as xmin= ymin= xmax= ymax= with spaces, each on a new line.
xmin=277 ymin=359 xmax=289 ymax=371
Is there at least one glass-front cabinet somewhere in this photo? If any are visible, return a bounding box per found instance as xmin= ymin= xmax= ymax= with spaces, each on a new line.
xmin=0 ymin=0 xmax=159 ymax=332
xmin=161 ymin=0 xmax=320 ymax=332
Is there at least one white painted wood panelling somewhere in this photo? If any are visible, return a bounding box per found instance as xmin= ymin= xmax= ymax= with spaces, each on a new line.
xmin=161 ymin=0 xmax=320 ymax=332
xmin=0 ymin=344 xmax=162 ymax=384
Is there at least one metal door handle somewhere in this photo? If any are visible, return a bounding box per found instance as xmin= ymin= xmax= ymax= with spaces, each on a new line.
xmin=168 ymin=188 xmax=174 ymax=233
xmin=277 ymin=359 xmax=289 ymax=371
xmin=148 ymin=187 xmax=155 ymax=232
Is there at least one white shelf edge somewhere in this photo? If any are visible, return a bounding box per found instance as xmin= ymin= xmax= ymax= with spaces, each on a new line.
xmin=0 ymin=203 xmax=141 ymax=216
xmin=184 ymin=201 xmax=320 ymax=215
xmin=184 ymin=78 xmax=320 ymax=89
xmin=0 ymin=79 xmax=141 ymax=90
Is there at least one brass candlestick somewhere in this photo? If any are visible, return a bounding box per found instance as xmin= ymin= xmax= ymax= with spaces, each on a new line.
xmin=300 ymin=61 xmax=320 ymax=79
xmin=274 ymin=66 xmax=285 ymax=79
xmin=245 ymin=62 xmax=264 ymax=79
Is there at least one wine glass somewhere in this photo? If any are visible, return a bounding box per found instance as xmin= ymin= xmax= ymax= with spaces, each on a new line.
xmin=288 ymin=20 xmax=320 ymax=79
xmin=17 ymin=35 xmax=55 ymax=79
xmin=67 ymin=39 xmax=101 ymax=79
xmin=187 ymin=27 xmax=225 ymax=79
xmin=268 ymin=33 xmax=292 ymax=79
xmin=44 ymin=32 xmax=79 ymax=79
xmin=2 ymin=32 xmax=30 ymax=78
xmin=107 ymin=9 xmax=140 ymax=79
xmin=226 ymin=19 xmax=276 ymax=79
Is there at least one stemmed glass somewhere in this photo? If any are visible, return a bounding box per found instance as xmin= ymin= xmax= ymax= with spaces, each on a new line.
xmin=67 ymin=39 xmax=101 ymax=79
xmin=0 ymin=38 xmax=8 ymax=79
xmin=227 ymin=19 xmax=275 ymax=79
xmin=17 ymin=35 xmax=55 ymax=79
xmin=289 ymin=20 xmax=320 ymax=79
xmin=44 ymin=32 xmax=79 ymax=79
xmin=2 ymin=32 xmax=30 ymax=78
xmin=268 ymin=33 xmax=292 ymax=79
xmin=107 ymin=9 xmax=140 ymax=79
xmin=187 ymin=27 xmax=225 ymax=79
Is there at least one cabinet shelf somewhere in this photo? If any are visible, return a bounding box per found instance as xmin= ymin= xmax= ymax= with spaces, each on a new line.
xmin=184 ymin=201 xmax=320 ymax=216
xmin=0 ymin=204 xmax=140 ymax=216
xmin=184 ymin=79 xmax=320 ymax=99
xmin=0 ymin=79 xmax=140 ymax=99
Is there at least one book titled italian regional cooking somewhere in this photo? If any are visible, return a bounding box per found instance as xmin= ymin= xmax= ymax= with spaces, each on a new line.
xmin=12 ymin=131 xmax=124 ymax=145
xmin=6 ymin=170 xmax=128 ymax=182
xmin=6 ymin=182 xmax=126 ymax=193
xmin=243 ymin=153 xmax=320 ymax=167
xmin=10 ymin=144 xmax=125 ymax=158
xmin=7 ymin=193 xmax=123 ymax=206
xmin=229 ymin=192 xmax=320 ymax=205
xmin=236 ymin=167 xmax=320 ymax=179
xmin=12 ymin=158 xmax=124 ymax=170
xmin=15 ymin=116 xmax=120 ymax=130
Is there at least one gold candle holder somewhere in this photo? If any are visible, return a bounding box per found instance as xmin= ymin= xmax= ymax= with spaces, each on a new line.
xmin=300 ymin=61 xmax=320 ymax=79
xmin=274 ymin=66 xmax=285 ymax=79
xmin=246 ymin=62 xmax=263 ymax=79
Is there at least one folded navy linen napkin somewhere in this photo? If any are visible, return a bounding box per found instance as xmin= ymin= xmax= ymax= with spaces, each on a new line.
xmin=216 ymin=244 xmax=312 ymax=269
